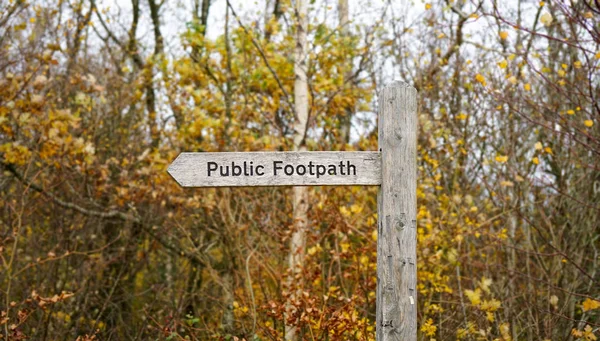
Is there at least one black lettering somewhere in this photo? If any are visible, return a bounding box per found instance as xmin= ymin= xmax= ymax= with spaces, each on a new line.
xmin=207 ymin=162 xmax=218 ymax=176
xmin=244 ymin=161 xmax=250 ymax=176
xmin=316 ymin=165 xmax=326 ymax=178
xmin=284 ymin=165 xmax=294 ymax=176
xmin=249 ymin=161 xmax=253 ymax=176
xmin=232 ymin=162 xmax=242 ymax=176
xmin=273 ymin=161 xmax=283 ymax=175
xmin=347 ymin=161 xmax=356 ymax=176
xmin=296 ymin=164 xmax=306 ymax=175
xmin=308 ymin=161 xmax=315 ymax=175
xmin=256 ymin=165 xmax=265 ymax=176
xmin=328 ymin=164 xmax=337 ymax=175
xmin=339 ymin=161 xmax=346 ymax=175
xmin=219 ymin=165 xmax=230 ymax=176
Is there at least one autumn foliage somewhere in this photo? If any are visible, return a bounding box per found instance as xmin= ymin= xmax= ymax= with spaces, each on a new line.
xmin=0 ymin=0 xmax=599 ymax=340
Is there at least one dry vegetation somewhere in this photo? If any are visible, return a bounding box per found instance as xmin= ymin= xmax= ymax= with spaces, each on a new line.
xmin=0 ymin=0 xmax=599 ymax=340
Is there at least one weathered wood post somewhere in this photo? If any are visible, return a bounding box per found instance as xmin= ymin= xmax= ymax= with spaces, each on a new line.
xmin=167 ymin=81 xmax=418 ymax=339
xmin=376 ymin=81 xmax=418 ymax=340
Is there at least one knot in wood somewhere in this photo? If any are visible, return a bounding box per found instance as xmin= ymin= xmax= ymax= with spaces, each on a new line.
xmin=396 ymin=219 xmax=405 ymax=230
xmin=394 ymin=129 xmax=403 ymax=140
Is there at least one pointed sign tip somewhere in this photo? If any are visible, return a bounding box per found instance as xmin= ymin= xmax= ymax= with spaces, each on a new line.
xmin=167 ymin=153 xmax=186 ymax=187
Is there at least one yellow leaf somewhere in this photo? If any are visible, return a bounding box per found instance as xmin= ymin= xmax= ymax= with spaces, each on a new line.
xmin=550 ymin=295 xmax=558 ymax=307
xmin=425 ymin=3 xmax=432 ymax=10
xmin=420 ymin=318 xmax=437 ymax=336
xmin=574 ymin=61 xmax=582 ymax=68
xmin=532 ymin=157 xmax=539 ymax=165
xmin=481 ymin=299 xmax=501 ymax=312
xmin=595 ymin=52 xmax=600 ymax=59
xmin=475 ymin=74 xmax=486 ymax=86
xmin=540 ymin=12 xmax=553 ymax=26
xmin=498 ymin=59 xmax=508 ymax=69
xmin=339 ymin=206 xmax=350 ymax=217
xmin=350 ymin=204 xmax=363 ymax=214
xmin=557 ymin=69 xmax=566 ymax=77
xmin=584 ymin=325 xmax=597 ymax=340
xmin=500 ymin=323 xmax=511 ymax=339
xmin=524 ymin=83 xmax=531 ymax=91
xmin=584 ymin=120 xmax=593 ymax=127
xmin=480 ymin=277 xmax=492 ymax=293
xmin=456 ymin=113 xmax=468 ymax=120
xmin=495 ymin=155 xmax=508 ymax=163
xmin=544 ymin=147 xmax=553 ymax=154
xmin=567 ymin=109 xmax=575 ymax=115
xmin=535 ymin=142 xmax=543 ymax=150
xmin=582 ymin=298 xmax=600 ymax=312
xmin=465 ymin=289 xmax=481 ymax=306
xmin=360 ymin=255 xmax=369 ymax=266
xmin=508 ymin=76 xmax=518 ymax=85
xmin=499 ymin=31 xmax=508 ymax=40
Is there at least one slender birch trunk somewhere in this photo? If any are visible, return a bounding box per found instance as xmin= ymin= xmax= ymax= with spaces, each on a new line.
xmin=286 ymin=0 xmax=309 ymax=339
xmin=338 ymin=0 xmax=352 ymax=144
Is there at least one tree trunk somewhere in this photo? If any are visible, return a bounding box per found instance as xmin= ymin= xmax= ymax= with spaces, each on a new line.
xmin=147 ymin=0 xmax=164 ymax=149
xmin=338 ymin=0 xmax=353 ymax=145
xmin=265 ymin=0 xmax=282 ymax=41
xmin=221 ymin=271 xmax=235 ymax=334
xmin=192 ymin=0 xmax=211 ymax=38
xmin=286 ymin=0 xmax=309 ymax=339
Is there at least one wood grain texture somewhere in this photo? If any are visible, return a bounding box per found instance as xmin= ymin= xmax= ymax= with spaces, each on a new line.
xmin=167 ymin=151 xmax=381 ymax=187
xmin=376 ymin=81 xmax=418 ymax=340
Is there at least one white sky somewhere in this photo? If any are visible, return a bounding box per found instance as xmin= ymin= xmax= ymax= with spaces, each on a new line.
xmin=92 ymin=0 xmax=564 ymax=144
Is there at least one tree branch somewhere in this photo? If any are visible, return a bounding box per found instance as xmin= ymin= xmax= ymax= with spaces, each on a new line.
xmin=1 ymin=161 xmax=206 ymax=266
xmin=2 ymin=162 xmax=139 ymax=222
xmin=226 ymin=0 xmax=296 ymax=120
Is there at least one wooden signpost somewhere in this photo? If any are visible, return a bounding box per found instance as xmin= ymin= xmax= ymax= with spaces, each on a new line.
xmin=168 ymin=82 xmax=417 ymax=340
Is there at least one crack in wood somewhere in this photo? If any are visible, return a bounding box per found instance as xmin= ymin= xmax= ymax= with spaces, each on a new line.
xmin=386 ymin=255 xmax=393 ymax=290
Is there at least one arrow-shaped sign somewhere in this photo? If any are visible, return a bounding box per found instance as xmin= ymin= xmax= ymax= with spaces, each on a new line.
xmin=167 ymin=151 xmax=381 ymax=187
